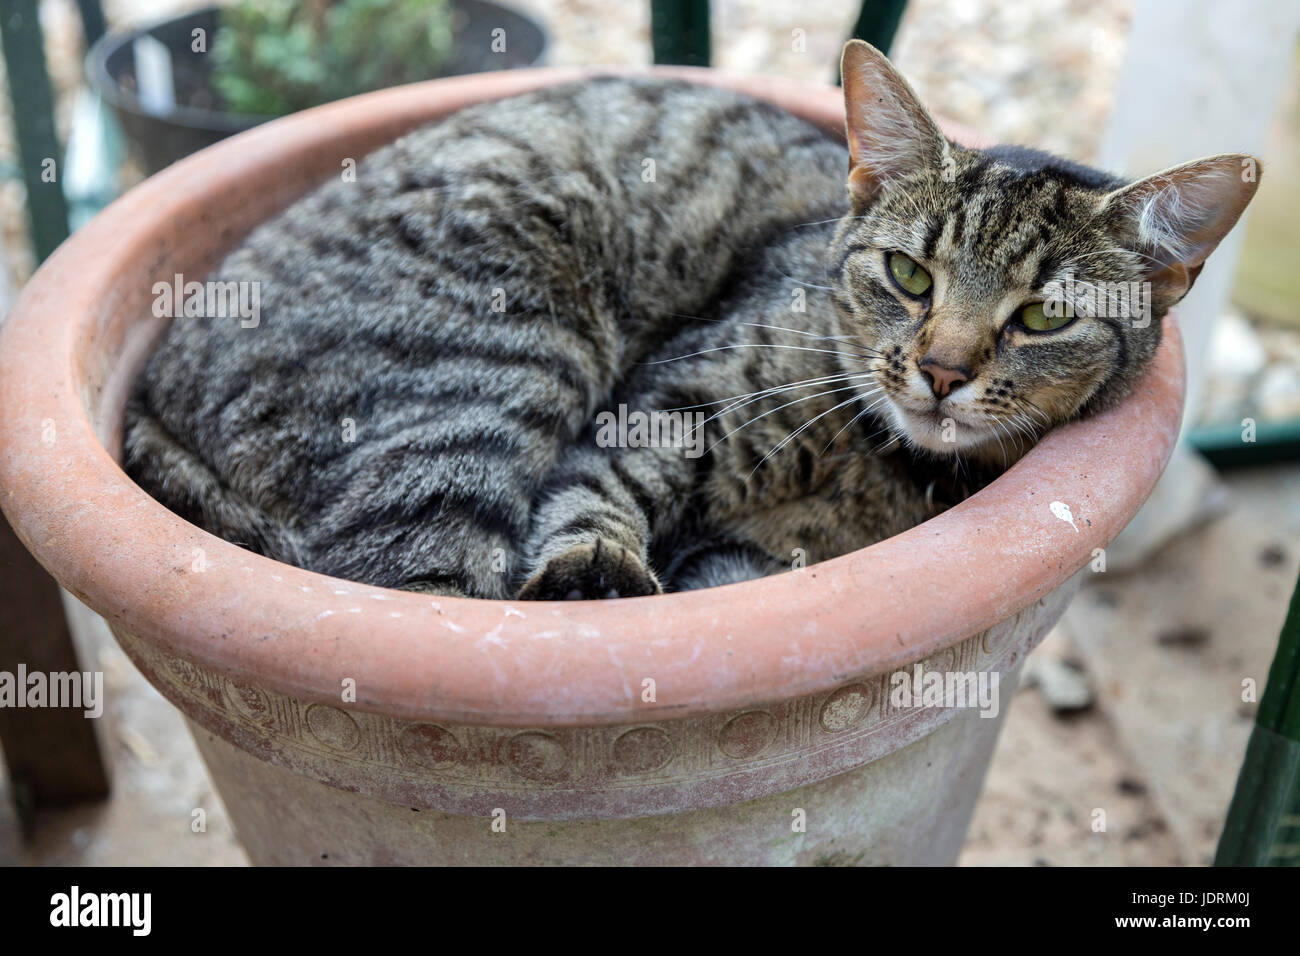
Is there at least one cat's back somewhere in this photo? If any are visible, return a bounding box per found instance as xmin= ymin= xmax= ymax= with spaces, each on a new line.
xmin=217 ymin=75 xmax=847 ymax=335
xmin=125 ymin=77 xmax=847 ymax=590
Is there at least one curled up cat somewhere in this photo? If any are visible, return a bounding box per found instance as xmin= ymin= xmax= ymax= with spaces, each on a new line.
xmin=125 ymin=41 xmax=1260 ymax=601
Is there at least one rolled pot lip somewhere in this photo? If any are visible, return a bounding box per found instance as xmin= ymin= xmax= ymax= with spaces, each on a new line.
xmin=0 ymin=66 xmax=1185 ymax=728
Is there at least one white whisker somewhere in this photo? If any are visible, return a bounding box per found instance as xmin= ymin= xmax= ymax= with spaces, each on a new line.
xmin=662 ymin=370 xmax=868 ymax=414
xmin=746 ymin=391 xmax=878 ymax=481
xmin=685 ymin=372 xmax=876 ymax=437
xmin=705 ymin=383 xmax=880 ymax=457
xmin=820 ymin=392 xmax=892 ymax=455
xmin=642 ymin=343 xmax=865 ymax=365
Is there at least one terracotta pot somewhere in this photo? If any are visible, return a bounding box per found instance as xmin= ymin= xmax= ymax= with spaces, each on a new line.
xmin=0 ymin=68 xmax=1184 ymax=865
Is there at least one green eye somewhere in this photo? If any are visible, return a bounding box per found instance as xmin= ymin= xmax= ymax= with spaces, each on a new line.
xmin=888 ymin=252 xmax=932 ymax=297
xmin=1018 ymin=302 xmax=1073 ymax=332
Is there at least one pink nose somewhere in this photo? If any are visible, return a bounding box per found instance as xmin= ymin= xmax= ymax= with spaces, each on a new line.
xmin=918 ymin=359 xmax=969 ymax=399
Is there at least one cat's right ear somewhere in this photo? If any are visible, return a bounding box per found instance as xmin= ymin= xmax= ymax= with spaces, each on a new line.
xmin=840 ymin=40 xmax=949 ymax=205
xmin=1100 ymin=154 xmax=1261 ymax=307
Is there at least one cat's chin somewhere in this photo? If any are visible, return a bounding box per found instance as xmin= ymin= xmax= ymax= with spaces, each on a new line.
xmin=884 ymin=402 xmax=994 ymax=457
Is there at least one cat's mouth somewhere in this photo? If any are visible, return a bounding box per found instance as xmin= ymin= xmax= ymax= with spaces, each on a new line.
xmin=884 ymin=398 xmax=993 ymax=456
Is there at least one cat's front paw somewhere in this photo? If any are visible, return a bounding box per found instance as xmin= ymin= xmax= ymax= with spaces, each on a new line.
xmin=518 ymin=538 xmax=662 ymax=601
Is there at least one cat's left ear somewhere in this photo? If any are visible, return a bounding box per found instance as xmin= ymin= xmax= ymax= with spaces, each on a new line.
xmin=1101 ymin=154 xmax=1261 ymax=305
xmin=841 ymin=40 xmax=950 ymax=205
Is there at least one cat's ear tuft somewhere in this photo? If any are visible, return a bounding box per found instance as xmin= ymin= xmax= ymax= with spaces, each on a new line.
xmin=1102 ymin=154 xmax=1261 ymax=306
xmin=840 ymin=40 xmax=949 ymax=205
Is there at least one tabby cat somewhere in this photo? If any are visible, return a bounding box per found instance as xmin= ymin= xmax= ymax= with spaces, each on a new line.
xmin=126 ymin=42 xmax=1259 ymax=600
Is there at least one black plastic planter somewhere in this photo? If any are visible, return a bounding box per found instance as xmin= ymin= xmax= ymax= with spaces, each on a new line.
xmin=87 ymin=1 xmax=548 ymax=175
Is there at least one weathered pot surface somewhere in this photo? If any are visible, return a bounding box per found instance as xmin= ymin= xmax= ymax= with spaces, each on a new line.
xmin=0 ymin=68 xmax=1184 ymax=863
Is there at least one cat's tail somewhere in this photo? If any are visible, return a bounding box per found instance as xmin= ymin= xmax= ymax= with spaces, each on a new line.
xmin=123 ymin=394 xmax=307 ymax=569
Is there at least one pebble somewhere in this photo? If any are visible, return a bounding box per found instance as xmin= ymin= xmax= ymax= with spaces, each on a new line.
xmin=1024 ymin=656 xmax=1094 ymax=712
xmin=1202 ymin=313 xmax=1300 ymax=426
xmin=1209 ymin=311 xmax=1267 ymax=380
xmin=1255 ymin=364 xmax=1300 ymax=421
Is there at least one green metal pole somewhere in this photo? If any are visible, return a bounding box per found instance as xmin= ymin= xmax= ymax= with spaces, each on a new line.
xmin=651 ymin=0 xmax=710 ymax=67
xmin=74 ymin=0 xmax=107 ymax=47
xmin=1216 ymin=566 xmax=1300 ymax=865
xmin=837 ymin=0 xmax=909 ymax=83
xmin=1186 ymin=418 xmax=1300 ymax=470
xmin=0 ymin=0 xmax=71 ymax=263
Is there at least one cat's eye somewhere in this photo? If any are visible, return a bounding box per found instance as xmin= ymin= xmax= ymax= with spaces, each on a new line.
xmin=887 ymin=252 xmax=932 ymax=297
xmin=1017 ymin=302 xmax=1073 ymax=333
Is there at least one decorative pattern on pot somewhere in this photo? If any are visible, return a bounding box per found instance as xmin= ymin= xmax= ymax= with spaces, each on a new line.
xmin=109 ymin=575 xmax=1076 ymax=821
xmin=818 ymin=683 xmax=875 ymax=734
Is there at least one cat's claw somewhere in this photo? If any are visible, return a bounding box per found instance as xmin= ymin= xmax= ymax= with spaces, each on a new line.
xmin=519 ymin=538 xmax=662 ymax=601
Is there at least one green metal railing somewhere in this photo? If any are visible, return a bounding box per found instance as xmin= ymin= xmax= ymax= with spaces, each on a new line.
xmin=650 ymin=0 xmax=710 ymax=67
xmin=1187 ymin=420 xmax=1300 ymax=470
xmin=1217 ymin=565 xmax=1300 ymax=865
xmin=838 ymin=0 xmax=907 ymax=82
xmin=1 ymin=0 xmax=72 ymax=264
xmin=652 ymin=0 xmax=907 ymax=69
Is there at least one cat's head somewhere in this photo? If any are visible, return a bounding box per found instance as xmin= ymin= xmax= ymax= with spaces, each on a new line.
xmin=829 ymin=40 xmax=1259 ymax=461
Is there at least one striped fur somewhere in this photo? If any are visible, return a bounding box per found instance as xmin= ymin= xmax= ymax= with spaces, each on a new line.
xmin=126 ymin=44 xmax=1259 ymax=600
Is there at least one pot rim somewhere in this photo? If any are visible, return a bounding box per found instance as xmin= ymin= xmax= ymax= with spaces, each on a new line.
xmin=0 ymin=67 xmax=1185 ymax=727
xmin=84 ymin=4 xmax=268 ymax=134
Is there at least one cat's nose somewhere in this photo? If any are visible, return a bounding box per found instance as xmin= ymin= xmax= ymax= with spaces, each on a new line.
xmin=918 ymin=358 xmax=969 ymax=399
